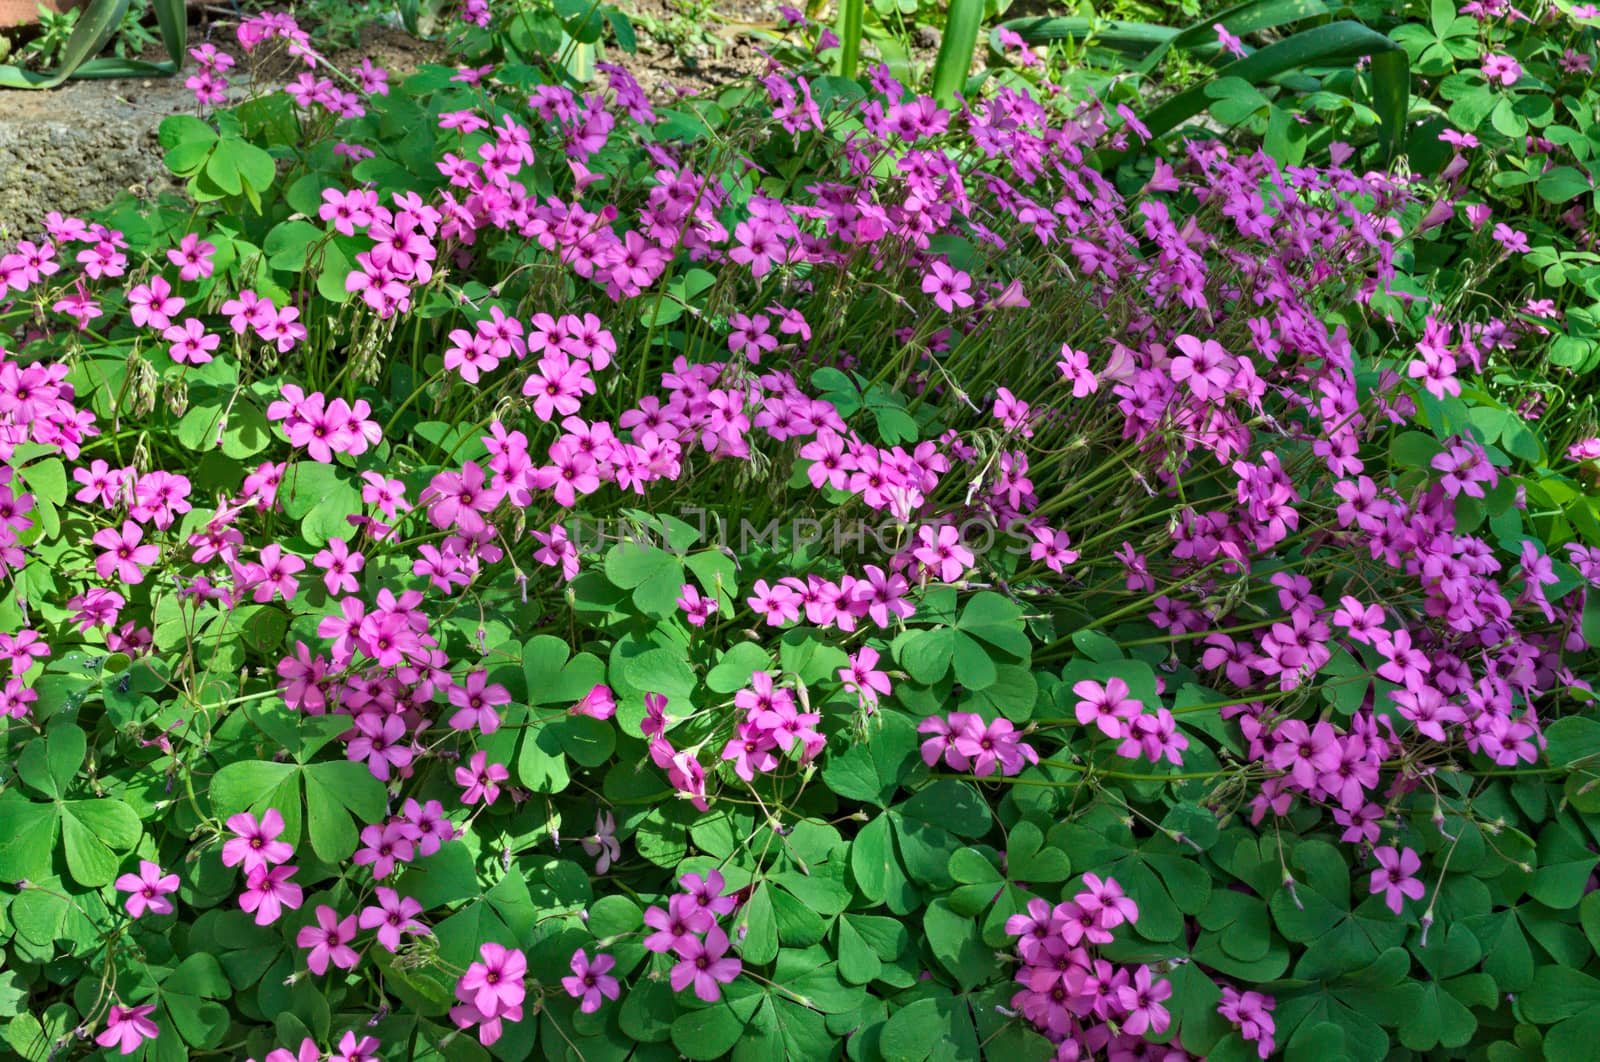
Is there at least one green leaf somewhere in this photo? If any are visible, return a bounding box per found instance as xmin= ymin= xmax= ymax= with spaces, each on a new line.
xmin=246 ymin=700 xmax=347 ymax=764
xmin=556 ymin=715 xmax=615 ymax=767
xmin=849 ymin=813 xmax=896 ymax=905
xmin=517 ymin=724 xmax=570 ymax=794
xmin=924 ymin=898 xmax=989 ymax=990
xmin=950 ymin=631 xmax=998 ymax=690
xmin=604 ymin=542 xmax=686 ymax=617
xmin=706 ymin=642 xmax=772 ymax=693
xmin=17 ymin=721 xmax=84 ymax=799
xmin=620 ymin=977 xmax=676 ymax=1042
xmin=303 ymin=760 xmax=388 ymax=862
xmin=1538 ymin=166 xmax=1593 ymax=204
xmin=0 ymin=794 xmax=58 ymax=882
xmin=996 ymin=15 xmax=1176 ymax=60
xmin=836 ymin=914 xmax=883 ymax=984
xmin=59 ymin=800 xmax=140 ymax=887
xmin=19 ymin=457 xmax=67 ymax=507
xmin=1545 ymin=716 xmax=1600 ymax=766
xmin=897 ymin=626 xmax=955 ymax=684
xmin=151 ymin=0 xmax=187 ymax=65
xmin=820 ymin=711 xmax=916 ymax=807
xmin=263 ymin=220 xmax=327 ymax=272
xmin=740 ymin=884 xmax=780 ymax=964
xmin=210 ymin=760 xmax=299 ymax=819
xmin=670 ymin=988 xmax=762 ymax=1060
xmin=879 ymin=993 xmax=979 ymax=1061
xmin=1006 ymin=820 xmax=1072 ymax=881
xmin=899 ymin=780 xmax=991 ymax=838
xmin=1530 ymin=819 xmax=1593 ymax=909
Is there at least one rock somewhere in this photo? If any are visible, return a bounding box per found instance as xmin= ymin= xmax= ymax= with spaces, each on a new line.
xmin=0 ymin=76 xmax=194 ymax=240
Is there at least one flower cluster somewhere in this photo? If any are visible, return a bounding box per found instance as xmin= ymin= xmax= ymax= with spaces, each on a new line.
xmin=1004 ymin=875 xmax=1172 ymax=1054
xmin=452 ymin=943 xmax=528 ymax=1045
xmin=631 ymin=869 xmax=746 ymax=1005
xmin=917 ymin=711 xmax=1039 ymax=777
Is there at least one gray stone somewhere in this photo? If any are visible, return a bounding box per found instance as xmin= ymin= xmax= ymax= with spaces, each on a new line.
xmin=0 ymin=75 xmax=200 ymax=239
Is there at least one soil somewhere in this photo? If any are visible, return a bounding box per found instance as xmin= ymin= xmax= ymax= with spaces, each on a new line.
xmin=615 ymin=0 xmax=785 ymax=100
xmin=0 ymin=1 xmax=941 ymax=240
xmin=0 ymin=17 xmax=445 ymax=240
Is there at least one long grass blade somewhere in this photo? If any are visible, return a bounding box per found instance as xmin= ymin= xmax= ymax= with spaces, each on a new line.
xmin=151 ymin=0 xmax=186 ymax=67
xmin=931 ymin=0 xmax=986 ymax=106
xmin=839 ymin=0 xmax=864 ymax=80
xmin=0 ymin=0 xmax=133 ymax=89
xmin=1137 ymin=0 xmax=1331 ymax=73
xmin=1124 ymin=21 xmax=1409 ymax=163
xmin=991 ymin=16 xmax=1176 ymax=60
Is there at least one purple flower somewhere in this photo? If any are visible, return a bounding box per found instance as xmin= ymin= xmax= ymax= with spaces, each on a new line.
xmin=359 ymin=886 xmax=430 ymax=952
xmin=561 ymin=949 xmax=621 ymax=1013
xmin=669 ymin=926 xmax=743 ymax=1002
xmin=96 ymin=1002 xmax=159 ymax=1054
xmin=221 ymin=808 xmax=294 ymax=876
xmin=1369 ymin=845 xmax=1426 ymax=915
xmin=296 ymin=904 xmax=360 ymax=975
xmin=114 ymin=860 xmax=179 ymax=919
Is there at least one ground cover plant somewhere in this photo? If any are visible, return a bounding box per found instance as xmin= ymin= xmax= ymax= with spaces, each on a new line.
xmin=985 ymin=0 xmax=1600 ymax=551
xmin=0 ymin=3 xmax=1598 ymax=1061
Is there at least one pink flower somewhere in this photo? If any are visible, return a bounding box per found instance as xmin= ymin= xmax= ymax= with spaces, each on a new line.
xmin=296 ymin=904 xmax=360 ymax=975
xmin=1057 ymin=344 xmax=1099 ymax=397
xmin=669 ymin=926 xmax=743 ymax=1002
xmin=581 ymin=810 xmax=621 ymax=873
xmin=839 ymin=646 xmax=892 ymax=708
xmin=313 ymin=537 xmax=365 ymax=594
xmin=921 ymin=260 xmax=974 ymax=313
xmin=1077 ymin=872 xmax=1138 ymax=928
xmin=643 ymin=895 xmax=700 ymax=953
xmin=951 ymin=715 xmax=1038 ymax=777
xmin=561 ymin=948 xmax=620 ymax=1013
xmin=164 ymin=318 xmax=220 ymax=364
xmin=852 ymin=564 xmax=914 ymax=628
xmin=748 ymin=578 xmax=802 ymax=627
xmin=912 ymin=523 xmax=974 ymax=583
xmin=0 ymin=629 xmax=49 ymax=676
xmin=571 ymin=683 xmax=617 ymax=720
xmin=676 ymin=583 xmax=719 ymax=626
xmin=96 ymin=1002 xmax=160 ymax=1054
xmin=1072 ymin=678 xmax=1141 ymax=739
xmin=1369 ymin=845 xmax=1426 ymax=915
xmin=679 ymin=868 xmax=737 ymax=929
xmin=1171 ymin=334 xmax=1235 ymax=401
xmin=240 ymin=864 xmax=303 ymax=925
xmin=447 ymin=669 xmax=511 ymax=735
xmin=1116 ymin=964 xmax=1172 ymax=1035
xmin=167 ymin=233 xmax=217 ymax=280
xmin=353 ymin=820 xmax=416 ymax=880
xmin=346 ymin=712 xmax=413 ymax=780
xmin=92 ymin=520 xmax=159 ymax=584
xmin=331 ymin=1031 xmax=382 ymax=1062
xmin=127 ymin=276 xmax=184 ymax=329
xmin=455 ymin=750 xmax=509 ymax=805
xmin=1215 ymin=23 xmax=1247 ymax=58
xmin=1219 ymin=987 xmax=1277 ymax=1059
xmin=1481 ymin=53 xmax=1522 ymax=85
xmin=359 ymin=886 xmax=430 ymax=952
xmin=113 ymin=860 xmax=179 ymax=918
xmin=458 ymin=942 xmax=527 ymax=1018
xmin=221 ymin=808 xmax=294 ymax=876
xmin=1492 ymin=222 xmax=1530 ymax=253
